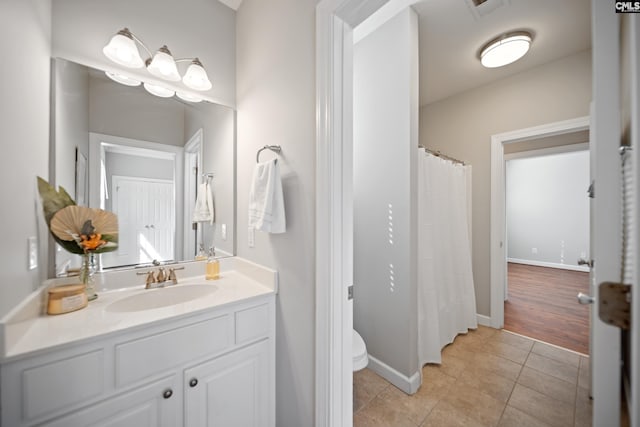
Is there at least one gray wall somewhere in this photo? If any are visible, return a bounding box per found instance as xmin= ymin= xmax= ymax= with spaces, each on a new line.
xmin=184 ymin=102 xmax=236 ymax=255
xmin=53 ymin=59 xmax=90 ymax=274
xmin=420 ymin=49 xmax=592 ymax=316
xmin=89 ymin=76 xmax=186 ymax=146
xmin=353 ymin=8 xmax=419 ymax=381
xmin=236 ymin=0 xmax=316 ymax=424
xmin=0 ymin=0 xmax=52 ymax=318
xmin=506 ymin=150 xmax=590 ymax=269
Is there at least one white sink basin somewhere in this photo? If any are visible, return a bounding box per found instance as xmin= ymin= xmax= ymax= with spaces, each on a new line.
xmin=106 ymin=285 xmax=217 ymax=313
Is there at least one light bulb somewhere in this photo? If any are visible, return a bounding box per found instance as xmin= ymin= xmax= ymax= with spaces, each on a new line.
xmin=103 ymin=28 xmax=144 ymax=68
xmin=143 ymin=82 xmax=175 ymax=98
xmin=182 ymin=58 xmax=212 ymax=91
xmin=147 ymin=46 xmax=181 ymax=81
xmin=105 ymin=71 xmax=141 ymax=87
xmin=176 ymin=92 xmax=203 ymax=103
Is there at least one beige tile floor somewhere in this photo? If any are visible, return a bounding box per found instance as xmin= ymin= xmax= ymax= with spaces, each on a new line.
xmin=354 ymin=326 xmax=593 ymax=427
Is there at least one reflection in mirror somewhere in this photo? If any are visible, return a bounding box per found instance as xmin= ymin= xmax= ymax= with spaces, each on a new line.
xmin=52 ymin=58 xmax=235 ymax=277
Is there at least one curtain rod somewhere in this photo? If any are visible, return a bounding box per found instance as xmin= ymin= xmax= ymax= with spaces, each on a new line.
xmin=419 ymin=146 xmax=465 ymax=165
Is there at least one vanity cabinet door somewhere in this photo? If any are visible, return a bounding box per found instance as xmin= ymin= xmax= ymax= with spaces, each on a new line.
xmin=44 ymin=376 xmax=180 ymax=427
xmin=184 ymin=340 xmax=270 ymax=427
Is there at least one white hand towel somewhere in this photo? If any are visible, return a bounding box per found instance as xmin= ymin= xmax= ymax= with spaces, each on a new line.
xmin=248 ymin=159 xmax=286 ymax=233
xmin=193 ymin=182 xmax=215 ymax=224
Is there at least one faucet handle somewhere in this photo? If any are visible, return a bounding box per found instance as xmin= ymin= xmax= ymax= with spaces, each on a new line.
xmin=168 ymin=268 xmax=178 ymax=284
xmin=156 ymin=267 xmax=166 ymax=283
xmin=137 ymin=270 xmax=156 ymax=288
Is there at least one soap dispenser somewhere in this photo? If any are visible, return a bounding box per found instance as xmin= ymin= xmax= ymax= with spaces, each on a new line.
xmin=195 ymin=243 xmax=207 ymax=261
xmin=205 ymin=247 xmax=220 ymax=280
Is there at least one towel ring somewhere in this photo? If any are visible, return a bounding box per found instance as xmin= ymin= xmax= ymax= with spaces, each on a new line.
xmin=256 ymin=145 xmax=282 ymax=163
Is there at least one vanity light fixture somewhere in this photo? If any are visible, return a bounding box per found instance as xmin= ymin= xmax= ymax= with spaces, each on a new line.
xmin=105 ymin=71 xmax=141 ymax=87
xmin=103 ymin=28 xmax=212 ymax=91
xmin=479 ymin=31 xmax=532 ymax=68
xmin=143 ymin=82 xmax=175 ymax=98
xmin=176 ymin=91 xmax=203 ymax=103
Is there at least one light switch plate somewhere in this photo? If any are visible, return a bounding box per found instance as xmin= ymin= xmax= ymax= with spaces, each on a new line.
xmin=248 ymin=226 xmax=255 ymax=248
xmin=221 ymin=224 xmax=227 ymax=241
xmin=28 ymin=236 xmax=38 ymax=270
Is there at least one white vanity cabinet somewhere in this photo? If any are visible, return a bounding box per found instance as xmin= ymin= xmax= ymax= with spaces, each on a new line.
xmin=42 ymin=375 xmax=180 ymax=427
xmin=184 ymin=340 xmax=270 ymax=427
xmin=0 ymin=295 xmax=275 ymax=427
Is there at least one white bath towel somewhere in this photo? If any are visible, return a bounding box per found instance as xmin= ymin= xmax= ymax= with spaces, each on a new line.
xmin=248 ymin=159 xmax=286 ymax=233
xmin=193 ymin=182 xmax=215 ymax=224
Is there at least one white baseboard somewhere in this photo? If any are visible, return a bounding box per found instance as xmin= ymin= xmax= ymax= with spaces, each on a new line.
xmin=507 ymin=258 xmax=589 ymax=273
xmin=476 ymin=314 xmax=492 ymax=327
xmin=367 ymin=355 xmax=421 ymax=395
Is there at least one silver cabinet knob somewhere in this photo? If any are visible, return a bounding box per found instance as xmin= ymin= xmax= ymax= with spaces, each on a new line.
xmin=577 ymin=292 xmax=595 ymax=305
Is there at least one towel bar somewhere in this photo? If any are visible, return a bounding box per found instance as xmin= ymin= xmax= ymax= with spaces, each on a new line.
xmin=256 ymin=145 xmax=282 ymax=163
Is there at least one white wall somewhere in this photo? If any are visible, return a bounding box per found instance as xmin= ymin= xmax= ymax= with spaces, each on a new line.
xmin=0 ymin=0 xmax=52 ymax=319
xmin=52 ymin=0 xmax=236 ymax=107
xmin=420 ymin=49 xmax=592 ymax=316
xmin=353 ymin=8 xmax=419 ymax=383
xmin=236 ymin=0 xmax=316 ymax=424
xmin=506 ymin=150 xmax=590 ymax=269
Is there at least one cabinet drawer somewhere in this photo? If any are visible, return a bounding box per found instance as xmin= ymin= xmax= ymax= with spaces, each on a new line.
xmin=235 ymin=303 xmax=270 ymax=345
xmin=116 ymin=315 xmax=232 ymax=387
xmin=21 ymin=349 xmax=104 ymax=422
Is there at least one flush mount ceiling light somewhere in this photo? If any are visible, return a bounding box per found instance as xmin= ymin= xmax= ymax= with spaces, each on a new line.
xmin=479 ymin=31 xmax=532 ymax=68
xmin=103 ymin=27 xmax=212 ymax=93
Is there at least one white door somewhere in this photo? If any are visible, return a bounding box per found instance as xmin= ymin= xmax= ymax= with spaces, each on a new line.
xmin=105 ymin=176 xmax=175 ymax=267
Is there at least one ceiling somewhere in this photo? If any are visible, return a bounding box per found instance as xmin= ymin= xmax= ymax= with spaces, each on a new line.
xmin=414 ymin=0 xmax=591 ymax=106
xmin=224 ymin=0 xmax=591 ymax=107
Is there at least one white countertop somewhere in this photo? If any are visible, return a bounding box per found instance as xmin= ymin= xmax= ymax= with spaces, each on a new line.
xmin=0 ymin=257 xmax=278 ymax=362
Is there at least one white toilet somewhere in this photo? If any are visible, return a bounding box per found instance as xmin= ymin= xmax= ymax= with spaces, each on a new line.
xmin=352 ymin=329 xmax=368 ymax=371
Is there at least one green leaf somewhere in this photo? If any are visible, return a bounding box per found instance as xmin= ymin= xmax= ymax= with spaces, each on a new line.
xmin=37 ymin=177 xmax=76 ymax=226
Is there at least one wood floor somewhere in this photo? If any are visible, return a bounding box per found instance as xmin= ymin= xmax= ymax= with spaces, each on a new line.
xmin=504 ymin=263 xmax=590 ymax=355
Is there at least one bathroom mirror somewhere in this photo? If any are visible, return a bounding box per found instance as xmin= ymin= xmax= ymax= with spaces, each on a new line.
xmin=51 ymin=58 xmax=236 ymax=276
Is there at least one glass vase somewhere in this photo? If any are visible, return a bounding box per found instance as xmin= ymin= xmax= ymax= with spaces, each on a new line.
xmin=80 ymin=253 xmax=98 ymax=301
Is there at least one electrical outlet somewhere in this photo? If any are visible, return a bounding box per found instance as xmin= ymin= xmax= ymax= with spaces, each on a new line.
xmin=221 ymin=224 xmax=227 ymax=241
xmin=531 ymin=247 xmax=538 ymax=254
xmin=248 ymin=226 xmax=255 ymax=248
xmin=28 ymin=236 xmax=38 ymax=270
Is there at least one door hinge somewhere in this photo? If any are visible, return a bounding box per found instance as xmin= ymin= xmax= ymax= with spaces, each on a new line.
xmin=348 ymin=285 xmax=354 ymax=300
xmin=598 ymin=282 xmax=631 ymax=330
xmin=587 ymin=180 xmax=595 ymax=198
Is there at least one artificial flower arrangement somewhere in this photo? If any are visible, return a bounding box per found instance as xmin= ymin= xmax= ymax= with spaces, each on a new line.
xmin=37 ymin=177 xmax=118 ymax=299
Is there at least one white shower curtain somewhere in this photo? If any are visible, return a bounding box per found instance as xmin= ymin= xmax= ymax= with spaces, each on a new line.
xmin=417 ymin=149 xmax=477 ymax=365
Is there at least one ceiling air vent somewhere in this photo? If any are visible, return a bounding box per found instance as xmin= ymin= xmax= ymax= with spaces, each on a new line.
xmin=465 ymin=0 xmax=510 ymax=20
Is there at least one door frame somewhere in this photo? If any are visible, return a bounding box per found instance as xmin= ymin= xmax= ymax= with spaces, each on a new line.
xmin=183 ymin=129 xmax=203 ymax=260
xmin=315 ymin=0 xmax=391 ymax=425
xmin=88 ymin=133 xmax=184 ymax=263
xmin=489 ymin=116 xmax=590 ymax=329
